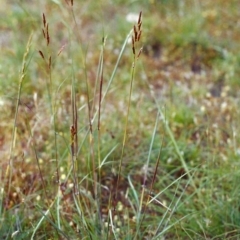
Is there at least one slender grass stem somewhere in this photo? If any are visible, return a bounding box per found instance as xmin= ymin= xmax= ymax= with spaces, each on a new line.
xmin=115 ymin=54 xmax=136 ymax=202
xmin=6 ymin=33 xmax=33 ymax=207
xmin=115 ymin=12 xmax=143 ymax=209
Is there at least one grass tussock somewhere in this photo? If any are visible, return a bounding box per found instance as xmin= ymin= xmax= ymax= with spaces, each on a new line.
xmin=1 ymin=0 xmax=240 ymax=239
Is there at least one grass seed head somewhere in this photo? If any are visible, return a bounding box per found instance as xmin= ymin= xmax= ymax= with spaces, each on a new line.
xmin=134 ymin=25 xmax=138 ymax=41
xmin=42 ymin=29 xmax=45 ymax=39
xmin=38 ymin=50 xmax=45 ymax=59
xmin=46 ymin=23 xmax=50 ymax=45
xmin=132 ymin=46 xmax=135 ymax=55
xmin=131 ymin=11 xmax=142 ymax=55
xmin=138 ymin=21 xmax=142 ymax=31
xmin=137 ymin=30 xmax=142 ymax=42
xmin=138 ymin=11 xmax=142 ymax=25
xmin=42 ymin=13 xmax=46 ymax=27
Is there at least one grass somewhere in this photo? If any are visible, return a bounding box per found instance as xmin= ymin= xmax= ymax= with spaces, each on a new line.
xmin=1 ymin=0 xmax=240 ymax=239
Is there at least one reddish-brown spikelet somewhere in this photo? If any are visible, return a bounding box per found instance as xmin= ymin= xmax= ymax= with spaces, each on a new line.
xmin=138 ymin=11 xmax=142 ymax=25
xmin=137 ymin=30 xmax=142 ymax=42
xmin=71 ymin=125 xmax=76 ymax=138
xmin=134 ymin=25 xmax=138 ymax=42
xmin=38 ymin=50 xmax=45 ymax=59
xmin=42 ymin=29 xmax=45 ymax=39
xmin=132 ymin=46 xmax=135 ymax=55
xmin=70 ymin=125 xmax=76 ymax=155
xmin=42 ymin=13 xmax=46 ymax=27
xmin=132 ymin=35 xmax=135 ymax=46
xmin=132 ymin=35 xmax=135 ymax=55
xmin=71 ymin=0 xmax=73 ymax=6
xmin=138 ymin=21 xmax=142 ymax=31
xmin=46 ymin=24 xmax=50 ymax=45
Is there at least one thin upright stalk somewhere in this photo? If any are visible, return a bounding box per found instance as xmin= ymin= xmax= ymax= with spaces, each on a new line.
xmin=6 ymin=33 xmax=33 ymax=206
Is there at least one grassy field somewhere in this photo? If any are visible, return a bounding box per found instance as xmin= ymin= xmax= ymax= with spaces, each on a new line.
xmin=1 ymin=0 xmax=240 ymax=239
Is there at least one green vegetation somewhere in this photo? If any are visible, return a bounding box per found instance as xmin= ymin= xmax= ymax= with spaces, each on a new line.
xmin=1 ymin=0 xmax=240 ymax=239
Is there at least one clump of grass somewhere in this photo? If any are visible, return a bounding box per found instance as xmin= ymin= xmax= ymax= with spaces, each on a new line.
xmin=2 ymin=0 xmax=240 ymax=239
xmin=2 ymin=5 xmax=175 ymax=238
